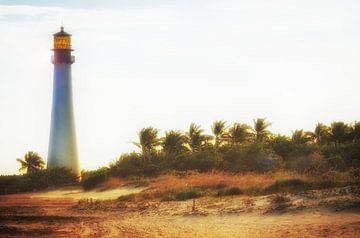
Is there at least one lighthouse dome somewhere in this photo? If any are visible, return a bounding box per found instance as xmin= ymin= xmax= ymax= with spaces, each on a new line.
xmin=53 ymin=26 xmax=71 ymax=36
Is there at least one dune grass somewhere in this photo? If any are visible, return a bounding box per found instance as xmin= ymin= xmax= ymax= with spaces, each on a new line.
xmin=121 ymin=170 xmax=359 ymax=201
xmin=126 ymin=171 xmax=307 ymax=201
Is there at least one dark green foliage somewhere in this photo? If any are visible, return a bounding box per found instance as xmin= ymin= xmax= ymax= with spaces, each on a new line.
xmin=211 ymin=120 xmax=228 ymax=147
xmin=6 ymin=120 xmax=358 ymax=195
xmin=314 ymin=123 xmax=331 ymax=144
xmin=228 ymin=123 xmax=253 ymax=144
xmin=0 ymin=168 xmax=78 ymax=195
xmin=28 ymin=167 xmax=78 ymax=187
xmin=109 ymin=152 xmax=162 ymax=177
xmin=253 ymin=118 xmax=271 ymax=142
xmin=291 ymin=130 xmax=314 ymax=144
xmin=288 ymin=144 xmax=318 ymax=159
xmin=325 ymin=155 xmax=346 ymax=171
xmin=81 ymin=167 xmax=109 ymax=190
xmin=321 ymin=142 xmax=360 ymax=168
xmin=160 ymin=189 xmax=202 ymax=201
xmin=265 ymin=179 xmax=311 ymax=193
xmin=94 ymin=121 xmax=360 ymax=179
xmin=133 ymin=127 xmax=160 ymax=157
xmin=217 ymin=186 xmax=242 ymax=196
xmin=270 ymin=135 xmax=294 ymax=160
xmin=16 ymin=151 xmax=45 ymax=174
xmin=162 ymin=130 xmax=188 ymax=155
xmin=175 ymin=189 xmax=201 ymax=201
xmin=187 ymin=123 xmax=212 ymax=152
xmin=11 ymin=120 xmax=355 ymax=190
xmin=352 ymin=122 xmax=360 ymax=141
xmin=219 ymin=144 xmax=277 ymax=172
xmin=331 ymin=121 xmax=352 ymax=143
xmin=117 ymin=194 xmax=135 ymax=202
xmin=181 ymin=148 xmax=220 ymax=172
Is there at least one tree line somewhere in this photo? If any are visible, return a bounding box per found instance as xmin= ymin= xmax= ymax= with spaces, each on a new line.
xmin=103 ymin=119 xmax=360 ymax=179
xmin=134 ymin=120 xmax=360 ymax=155
xmin=14 ymin=119 xmax=360 ymax=176
xmin=5 ymin=118 xmax=360 ymax=192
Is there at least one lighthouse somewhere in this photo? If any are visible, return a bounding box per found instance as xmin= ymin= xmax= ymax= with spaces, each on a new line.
xmin=47 ymin=26 xmax=80 ymax=175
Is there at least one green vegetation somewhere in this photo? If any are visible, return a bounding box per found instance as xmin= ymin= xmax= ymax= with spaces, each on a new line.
xmin=265 ymin=179 xmax=311 ymax=193
xmin=77 ymin=119 xmax=360 ymax=189
xmin=217 ymin=187 xmax=242 ymax=196
xmin=105 ymin=119 xmax=360 ymax=176
xmin=1 ymin=119 xmax=360 ymax=195
xmin=175 ymin=189 xmax=202 ymax=201
xmin=0 ymin=152 xmax=78 ymax=194
xmin=16 ymin=151 xmax=45 ymax=174
xmin=0 ymin=168 xmax=78 ymax=195
xmin=81 ymin=167 xmax=109 ymax=190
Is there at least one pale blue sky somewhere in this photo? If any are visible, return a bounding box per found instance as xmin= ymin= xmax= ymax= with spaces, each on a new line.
xmin=1 ymin=0 xmax=360 ymax=174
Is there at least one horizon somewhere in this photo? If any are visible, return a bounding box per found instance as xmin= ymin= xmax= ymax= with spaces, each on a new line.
xmin=1 ymin=0 xmax=360 ymax=174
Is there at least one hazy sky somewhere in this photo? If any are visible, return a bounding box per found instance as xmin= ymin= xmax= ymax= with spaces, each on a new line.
xmin=1 ymin=0 xmax=360 ymax=174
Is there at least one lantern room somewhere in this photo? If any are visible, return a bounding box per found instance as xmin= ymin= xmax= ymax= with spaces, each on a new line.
xmin=53 ymin=26 xmax=72 ymax=50
xmin=51 ymin=26 xmax=74 ymax=64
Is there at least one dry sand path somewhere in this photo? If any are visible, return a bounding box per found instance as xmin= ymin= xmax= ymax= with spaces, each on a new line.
xmin=0 ymin=187 xmax=359 ymax=237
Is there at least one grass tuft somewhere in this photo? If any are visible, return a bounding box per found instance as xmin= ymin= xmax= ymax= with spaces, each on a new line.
xmin=265 ymin=179 xmax=311 ymax=193
xmin=217 ymin=187 xmax=242 ymax=196
xmin=175 ymin=189 xmax=202 ymax=201
xmin=272 ymin=194 xmax=290 ymax=204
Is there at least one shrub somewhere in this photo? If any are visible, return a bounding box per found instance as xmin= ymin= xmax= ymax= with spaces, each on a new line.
xmin=109 ymin=152 xmax=162 ymax=177
xmin=0 ymin=168 xmax=78 ymax=195
xmin=315 ymin=170 xmax=358 ymax=189
xmin=109 ymin=152 xmax=143 ymax=177
xmin=269 ymin=195 xmax=292 ymax=212
xmin=0 ymin=175 xmax=23 ymax=194
xmin=287 ymin=152 xmax=325 ymax=173
xmin=117 ymin=194 xmax=135 ymax=202
xmin=219 ymin=144 xmax=277 ymax=172
xmin=160 ymin=194 xmax=176 ymax=201
xmin=340 ymin=142 xmax=360 ymax=168
xmin=265 ymin=179 xmax=311 ymax=193
xmin=321 ymin=142 xmax=360 ymax=169
xmin=270 ymin=136 xmax=294 ymax=160
xmin=217 ymin=186 xmax=242 ymax=196
xmin=325 ymin=155 xmax=346 ymax=171
xmin=81 ymin=167 xmax=109 ymax=190
xmin=272 ymin=194 xmax=290 ymax=204
xmin=175 ymin=189 xmax=201 ymax=201
xmin=188 ymin=150 xmax=220 ymax=172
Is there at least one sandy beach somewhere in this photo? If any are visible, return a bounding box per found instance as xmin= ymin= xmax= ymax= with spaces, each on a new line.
xmin=0 ymin=185 xmax=359 ymax=238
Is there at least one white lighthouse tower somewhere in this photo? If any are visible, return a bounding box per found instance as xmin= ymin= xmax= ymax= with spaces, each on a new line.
xmin=47 ymin=26 xmax=80 ymax=175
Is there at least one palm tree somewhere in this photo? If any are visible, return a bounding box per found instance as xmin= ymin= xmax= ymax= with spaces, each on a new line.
xmin=352 ymin=121 xmax=360 ymax=142
xmin=133 ymin=127 xmax=160 ymax=157
xmin=253 ymin=118 xmax=271 ymax=142
xmin=228 ymin=123 xmax=253 ymax=145
xmin=16 ymin=151 xmax=45 ymax=174
xmin=211 ymin=120 xmax=228 ymax=147
xmin=291 ymin=129 xmax=313 ymax=144
xmin=162 ymin=130 xmax=188 ymax=155
xmin=314 ymin=123 xmax=330 ymax=144
xmin=186 ymin=123 xmax=211 ymax=152
xmin=330 ymin=121 xmax=351 ymax=144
